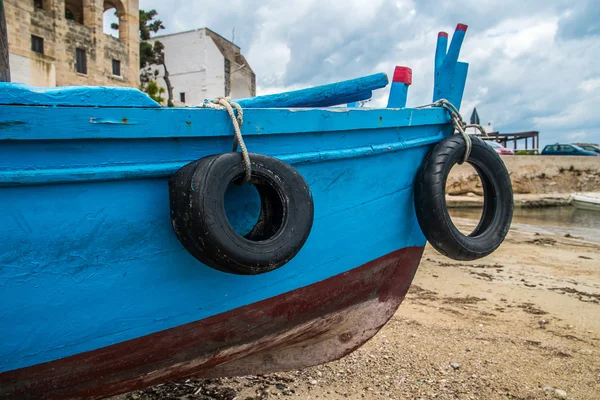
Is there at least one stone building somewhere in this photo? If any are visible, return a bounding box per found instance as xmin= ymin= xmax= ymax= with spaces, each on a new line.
xmin=4 ymin=0 xmax=139 ymax=87
xmin=147 ymin=28 xmax=255 ymax=105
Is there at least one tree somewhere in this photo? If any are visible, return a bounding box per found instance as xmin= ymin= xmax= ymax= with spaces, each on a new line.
xmin=144 ymin=80 xmax=165 ymax=104
xmin=113 ymin=9 xmax=173 ymax=106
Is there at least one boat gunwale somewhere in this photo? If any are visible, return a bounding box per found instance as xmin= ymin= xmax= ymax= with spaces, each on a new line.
xmin=0 ymin=106 xmax=451 ymax=140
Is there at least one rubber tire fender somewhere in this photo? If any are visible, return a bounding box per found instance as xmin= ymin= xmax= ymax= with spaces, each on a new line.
xmin=414 ymin=135 xmax=513 ymax=261
xmin=169 ymin=152 xmax=314 ymax=275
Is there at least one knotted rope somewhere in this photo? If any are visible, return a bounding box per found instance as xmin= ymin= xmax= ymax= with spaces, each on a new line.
xmin=200 ymin=96 xmax=252 ymax=182
xmin=416 ymin=99 xmax=488 ymax=164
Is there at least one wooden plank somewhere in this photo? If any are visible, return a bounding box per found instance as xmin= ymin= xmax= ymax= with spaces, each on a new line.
xmin=234 ymin=73 xmax=388 ymax=108
xmin=0 ymin=83 xmax=161 ymax=107
xmin=0 ymin=106 xmax=449 ymax=140
xmin=0 ymin=0 xmax=9 ymax=82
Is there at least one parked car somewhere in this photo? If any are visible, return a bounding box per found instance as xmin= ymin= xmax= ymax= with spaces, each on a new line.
xmin=485 ymin=141 xmax=515 ymax=155
xmin=578 ymin=144 xmax=600 ymax=154
xmin=541 ymin=144 xmax=599 ymax=156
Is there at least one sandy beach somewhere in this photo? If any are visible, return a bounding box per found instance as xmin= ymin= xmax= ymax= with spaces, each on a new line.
xmin=116 ymin=216 xmax=600 ymax=400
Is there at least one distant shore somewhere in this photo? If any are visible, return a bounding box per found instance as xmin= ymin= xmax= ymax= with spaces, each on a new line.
xmin=445 ymin=155 xmax=600 ymax=208
xmin=446 ymin=192 xmax=600 ymax=208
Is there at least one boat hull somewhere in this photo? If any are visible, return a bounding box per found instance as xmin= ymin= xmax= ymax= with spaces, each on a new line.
xmin=569 ymin=194 xmax=600 ymax=212
xmin=0 ymin=103 xmax=447 ymax=400
xmin=0 ymin=246 xmax=423 ymax=399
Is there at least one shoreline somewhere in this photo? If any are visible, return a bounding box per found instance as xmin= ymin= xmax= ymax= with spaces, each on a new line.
xmin=446 ymin=192 xmax=600 ymax=208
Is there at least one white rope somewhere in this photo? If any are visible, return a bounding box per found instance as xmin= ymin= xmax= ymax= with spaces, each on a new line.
xmin=200 ymin=96 xmax=252 ymax=182
xmin=416 ymin=99 xmax=488 ymax=164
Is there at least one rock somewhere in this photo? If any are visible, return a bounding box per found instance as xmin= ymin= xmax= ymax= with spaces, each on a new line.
xmin=316 ymin=371 xmax=322 ymax=377
xmin=450 ymin=362 xmax=461 ymax=370
xmin=309 ymin=380 xmax=318 ymax=385
xmin=554 ymin=389 xmax=568 ymax=398
xmin=542 ymin=386 xmax=554 ymax=391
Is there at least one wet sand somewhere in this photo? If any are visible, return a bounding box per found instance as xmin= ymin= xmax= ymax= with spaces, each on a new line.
xmin=116 ymin=219 xmax=600 ymax=400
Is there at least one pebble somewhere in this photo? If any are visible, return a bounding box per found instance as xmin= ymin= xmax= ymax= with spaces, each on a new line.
xmin=554 ymin=389 xmax=568 ymax=399
xmin=450 ymin=363 xmax=461 ymax=370
xmin=309 ymin=380 xmax=318 ymax=385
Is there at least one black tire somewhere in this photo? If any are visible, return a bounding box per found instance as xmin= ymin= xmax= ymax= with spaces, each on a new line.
xmin=415 ymin=135 xmax=513 ymax=261
xmin=168 ymin=157 xmax=217 ymax=267
xmin=169 ymin=152 xmax=314 ymax=275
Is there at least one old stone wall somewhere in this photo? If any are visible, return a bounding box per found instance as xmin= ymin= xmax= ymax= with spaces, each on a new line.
xmin=4 ymin=0 xmax=139 ymax=88
xmin=447 ymin=156 xmax=600 ymax=195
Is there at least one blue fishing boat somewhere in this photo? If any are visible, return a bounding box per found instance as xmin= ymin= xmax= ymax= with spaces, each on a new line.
xmin=0 ymin=24 xmax=513 ymax=399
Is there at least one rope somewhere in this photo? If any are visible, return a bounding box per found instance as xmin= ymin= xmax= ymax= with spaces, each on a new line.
xmin=416 ymin=99 xmax=488 ymax=164
xmin=200 ymin=96 xmax=252 ymax=182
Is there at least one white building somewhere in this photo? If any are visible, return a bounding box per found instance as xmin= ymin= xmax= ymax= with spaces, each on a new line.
xmin=147 ymin=28 xmax=255 ymax=105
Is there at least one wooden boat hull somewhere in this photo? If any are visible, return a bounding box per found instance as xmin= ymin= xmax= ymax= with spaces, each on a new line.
xmin=0 ymin=246 xmax=423 ymax=399
xmin=0 ymin=104 xmax=444 ymax=400
xmin=0 ymin=22 xmax=473 ymax=400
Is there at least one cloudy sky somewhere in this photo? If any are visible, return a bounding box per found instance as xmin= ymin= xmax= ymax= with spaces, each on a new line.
xmin=136 ymin=0 xmax=600 ymax=147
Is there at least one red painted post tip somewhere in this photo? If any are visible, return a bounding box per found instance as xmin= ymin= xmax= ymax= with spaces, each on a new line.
xmin=392 ymin=66 xmax=412 ymax=85
xmin=456 ymin=23 xmax=468 ymax=32
xmin=438 ymin=32 xmax=448 ymax=38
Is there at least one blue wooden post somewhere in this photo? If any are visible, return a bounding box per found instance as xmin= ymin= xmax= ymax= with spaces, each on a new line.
xmin=435 ymin=32 xmax=448 ymax=70
xmin=386 ymin=67 xmax=412 ymax=108
xmin=444 ymin=24 xmax=467 ymax=69
xmin=235 ymin=73 xmax=388 ymax=108
xmin=433 ymin=23 xmax=469 ymax=108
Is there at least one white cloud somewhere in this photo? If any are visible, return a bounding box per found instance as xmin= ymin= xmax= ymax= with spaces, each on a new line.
xmin=139 ymin=0 xmax=600 ymax=146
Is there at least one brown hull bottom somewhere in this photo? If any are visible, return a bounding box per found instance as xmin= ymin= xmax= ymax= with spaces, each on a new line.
xmin=0 ymin=246 xmax=424 ymax=400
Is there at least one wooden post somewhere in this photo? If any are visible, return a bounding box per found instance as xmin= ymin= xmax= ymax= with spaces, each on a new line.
xmin=386 ymin=66 xmax=412 ymax=108
xmin=0 ymin=0 xmax=10 ymax=82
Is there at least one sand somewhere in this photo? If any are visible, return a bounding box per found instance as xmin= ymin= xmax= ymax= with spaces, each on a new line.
xmin=117 ymin=219 xmax=600 ymax=400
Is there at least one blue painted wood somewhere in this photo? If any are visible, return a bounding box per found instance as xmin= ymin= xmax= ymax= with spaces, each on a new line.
xmin=0 ymin=105 xmax=449 ymax=140
xmin=387 ymin=66 xmax=412 ymax=108
xmin=0 ymin=129 xmax=445 ymax=187
xmin=0 ymin=25 xmax=469 ymax=375
xmin=0 ymin=142 xmax=430 ymax=373
xmin=435 ymin=32 xmax=448 ymax=70
xmin=0 ymin=83 xmax=161 ymax=108
xmin=234 ymin=73 xmax=387 ymax=108
xmin=346 ymin=102 xmax=359 ymax=107
xmin=387 ymin=82 xmax=409 ymax=108
xmin=433 ymin=24 xmax=469 ymax=108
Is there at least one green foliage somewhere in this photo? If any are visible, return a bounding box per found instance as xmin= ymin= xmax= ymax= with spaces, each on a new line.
xmin=145 ymin=80 xmax=165 ymax=104
xmin=112 ymin=9 xmax=173 ymax=105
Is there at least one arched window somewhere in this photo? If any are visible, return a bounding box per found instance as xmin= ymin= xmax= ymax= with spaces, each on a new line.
xmin=64 ymin=0 xmax=83 ymax=24
xmin=103 ymin=1 xmax=126 ymax=40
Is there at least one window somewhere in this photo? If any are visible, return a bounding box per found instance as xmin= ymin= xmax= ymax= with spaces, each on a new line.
xmin=180 ymin=92 xmax=186 ymax=103
xmin=76 ymin=48 xmax=87 ymax=74
xmin=34 ymin=0 xmax=43 ymax=9
xmin=31 ymin=35 xmax=44 ymax=54
xmin=112 ymin=59 xmax=121 ymax=76
xmin=65 ymin=0 xmax=84 ymax=24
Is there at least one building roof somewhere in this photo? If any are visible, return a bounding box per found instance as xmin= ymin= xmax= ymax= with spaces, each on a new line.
xmin=149 ymin=27 xmax=253 ymax=74
xmin=151 ymin=27 xmax=240 ymax=50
